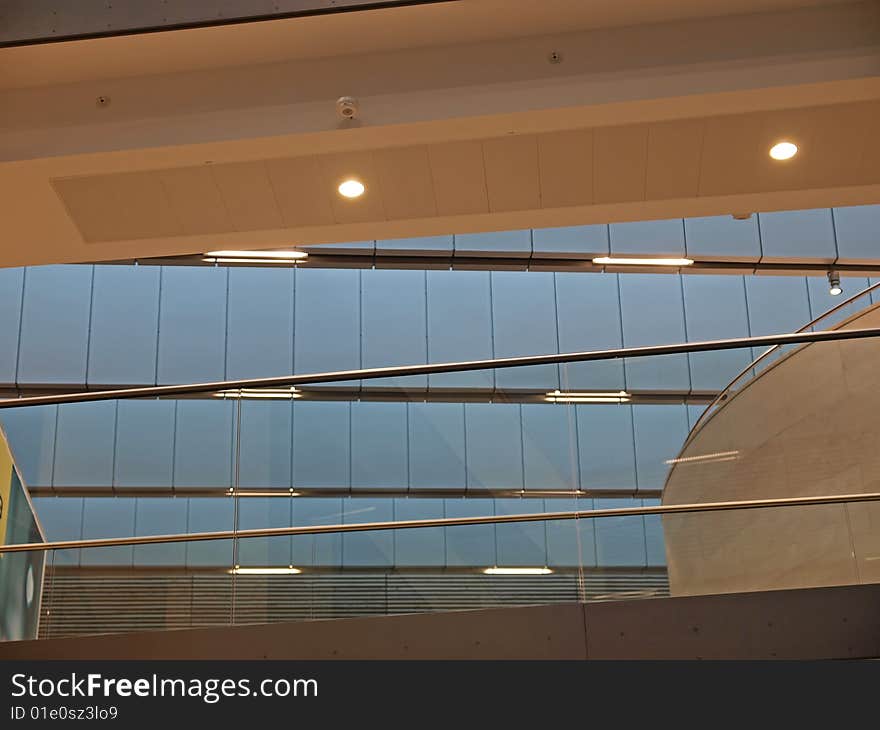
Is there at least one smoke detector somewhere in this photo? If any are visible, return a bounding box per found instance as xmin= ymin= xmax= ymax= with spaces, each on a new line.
xmin=336 ymin=96 xmax=360 ymax=121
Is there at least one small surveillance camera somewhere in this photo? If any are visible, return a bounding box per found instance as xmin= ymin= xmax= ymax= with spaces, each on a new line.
xmin=336 ymin=96 xmax=360 ymax=121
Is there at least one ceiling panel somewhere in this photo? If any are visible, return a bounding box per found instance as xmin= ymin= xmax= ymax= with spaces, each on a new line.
xmin=537 ymin=129 xmax=594 ymax=209
xmin=593 ymin=124 xmax=649 ymax=204
xmin=698 ymin=112 xmax=766 ymax=197
xmin=427 ymin=141 xmax=489 ymax=217
xmin=646 ymin=119 xmax=705 ymax=200
xmin=266 ymin=156 xmax=335 ymax=228
xmin=210 ymin=161 xmax=283 ymax=232
xmin=804 ymin=103 xmax=872 ymax=190
xmin=159 ymin=166 xmax=231 ymax=236
xmin=482 ymin=135 xmax=540 ymax=213
xmin=373 ymin=145 xmax=436 ymax=221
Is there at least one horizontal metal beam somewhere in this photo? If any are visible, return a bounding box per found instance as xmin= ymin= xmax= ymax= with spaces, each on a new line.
xmin=4 ymin=490 xmax=879 ymax=554
xmin=26 ymin=486 xmax=660 ymax=500
xmin=1 ymin=327 xmax=878 ymax=409
xmin=107 ymin=252 xmax=880 ymax=276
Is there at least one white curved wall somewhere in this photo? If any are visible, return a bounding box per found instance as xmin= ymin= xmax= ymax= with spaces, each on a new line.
xmin=663 ymin=303 xmax=880 ymax=595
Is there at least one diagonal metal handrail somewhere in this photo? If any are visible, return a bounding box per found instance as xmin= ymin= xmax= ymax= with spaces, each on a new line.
xmin=681 ymin=281 xmax=880 ymax=451
xmin=2 ymin=327 xmax=880 ymax=409
xmin=2 ymin=490 xmax=880 ymax=554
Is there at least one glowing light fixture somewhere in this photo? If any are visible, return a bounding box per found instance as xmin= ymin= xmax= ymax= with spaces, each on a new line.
xmin=214 ymin=388 xmax=302 ymax=400
xmin=483 ymin=567 xmax=553 ymax=576
xmin=827 ymin=271 xmax=842 ymax=296
xmin=545 ymin=390 xmax=630 ymax=404
xmin=230 ymin=566 xmax=302 ymax=575
xmin=769 ymin=141 xmax=798 ymax=160
xmin=205 ymin=250 xmax=308 ymax=260
xmin=593 ymin=256 xmax=693 ymax=267
xmin=338 ymin=179 xmax=366 ymax=198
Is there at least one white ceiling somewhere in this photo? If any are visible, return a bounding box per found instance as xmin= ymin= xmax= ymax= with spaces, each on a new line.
xmin=0 ymin=0 xmax=853 ymax=90
xmin=0 ymin=0 xmax=877 ymax=268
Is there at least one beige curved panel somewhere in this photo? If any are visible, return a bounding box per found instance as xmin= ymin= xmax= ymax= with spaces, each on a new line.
xmin=663 ymin=303 xmax=880 ymax=595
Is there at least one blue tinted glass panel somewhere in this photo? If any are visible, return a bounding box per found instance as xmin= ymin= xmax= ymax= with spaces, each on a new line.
xmin=292 ymin=401 xmax=350 ymax=489
xmin=133 ymin=497 xmax=187 ymax=566
xmin=351 ymin=402 xmax=407 ymax=490
xmin=114 ymin=400 xmax=175 ymax=488
xmin=0 ymin=268 xmax=23 ymax=384
xmin=18 ymin=266 xmax=93 ymax=385
xmin=293 ymin=269 xmax=360 ymax=386
xmin=546 ymin=498 xmax=592 ymax=567
xmin=444 ymin=498 xmax=496 ymax=567
xmin=495 ymin=498 xmax=547 ymax=566
xmin=532 ymin=225 xmax=608 ymax=257
xmin=393 ymin=498 xmax=445 ymax=566
xmin=521 ymin=404 xmax=577 ymax=490
xmin=577 ymin=405 xmax=636 ymax=490
xmin=360 ymin=269 xmax=426 ymax=388
xmin=426 ymin=270 xmax=493 ymax=389
xmin=157 ymin=267 xmax=228 ymax=384
xmin=32 ymin=497 xmax=83 ymax=567
xmin=610 ymin=220 xmax=685 ymax=256
xmin=759 ymin=209 xmax=836 ymax=262
xmin=684 ymin=215 xmax=760 ymax=261
xmin=53 ymin=402 xmax=116 ymax=488
xmin=682 ymin=275 xmax=751 ymax=391
xmin=555 ymin=273 xmax=625 ymax=389
xmin=80 ymin=498 xmax=135 ymax=566
xmin=464 ymin=404 xmax=523 ymax=491
xmin=408 ymin=402 xmax=466 ymax=490
xmin=0 ymin=406 xmax=57 ymax=487
xmin=491 ymin=271 xmax=559 ymax=389
xmin=173 ymin=401 xmax=234 ymax=488
xmin=342 ymin=498 xmax=393 ymax=567
xmin=237 ymin=497 xmax=292 ymax=567
xmin=88 ymin=265 xmax=160 ymax=386
xmin=291 ymin=498 xmax=343 ymax=567
xmin=185 ymin=498 xmax=234 ymax=567
xmin=632 ymin=404 xmax=689 ymax=490
xmin=834 ymin=205 xmax=880 ymax=264
xmin=619 ymin=274 xmax=689 ymax=390
xmin=594 ymin=498 xmax=647 ymax=567
xmin=226 ymin=267 xmax=294 ymax=380
xmin=238 ymin=400 xmax=292 ymax=488
xmin=455 ymin=230 xmax=531 ymax=256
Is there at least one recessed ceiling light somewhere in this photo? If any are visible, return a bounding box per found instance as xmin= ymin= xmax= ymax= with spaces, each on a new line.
xmin=338 ymin=179 xmax=365 ymax=198
xmin=205 ymin=250 xmax=308 ymax=259
xmin=213 ymin=388 xmax=302 ymax=400
xmin=593 ymin=256 xmax=694 ymax=267
xmin=769 ymin=141 xmax=798 ymax=160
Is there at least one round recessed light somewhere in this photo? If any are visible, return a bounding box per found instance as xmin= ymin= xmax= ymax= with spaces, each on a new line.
xmin=338 ymin=179 xmax=365 ymax=198
xmin=769 ymin=141 xmax=798 ymax=161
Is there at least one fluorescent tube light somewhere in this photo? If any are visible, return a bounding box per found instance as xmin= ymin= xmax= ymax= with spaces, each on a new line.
xmin=205 ymin=250 xmax=308 ymax=260
xmin=214 ymin=388 xmax=302 ymax=400
xmin=545 ymin=390 xmax=630 ymax=404
xmin=483 ymin=567 xmax=553 ymax=576
xmin=593 ymin=256 xmax=694 ymax=267
xmin=230 ymin=566 xmax=302 ymax=575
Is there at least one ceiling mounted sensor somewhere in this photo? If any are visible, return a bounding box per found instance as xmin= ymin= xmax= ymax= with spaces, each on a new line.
xmin=336 ymin=96 xmax=360 ymax=121
xmin=769 ymin=141 xmax=798 ymax=160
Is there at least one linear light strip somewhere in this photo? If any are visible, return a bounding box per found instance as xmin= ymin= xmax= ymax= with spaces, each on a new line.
xmin=593 ymin=256 xmax=694 ymax=266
